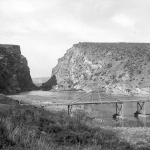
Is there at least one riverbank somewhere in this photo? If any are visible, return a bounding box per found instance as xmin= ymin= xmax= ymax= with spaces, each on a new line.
xmin=0 ymin=94 xmax=150 ymax=149
xmin=8 ymin=93 xmax=150 ymax=127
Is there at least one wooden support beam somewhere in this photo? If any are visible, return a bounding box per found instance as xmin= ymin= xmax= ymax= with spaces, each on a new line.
xmin=68 ymin=105 xmax=73 ymax=115
xmin=134 ymin=102 xmax=146 ymax=117
xmin=138 ymin=102 xmax=145 ymax=114
xmin=137 ymin=102 xmax=139 ymax=113
xmin=68 ymin=105 xmax=70 ymax=115
xmin=116 ymin=103 xmax=117 ymax=115
xmin=113 ymin=102 xmax=124 ymax=119
xmin=44 ymin=99 xmax=150 ymax=106
xmin=121 ymin=103 xmax=124 ymax=116
xmin=143 ymin=103 xmax=146 ymax=115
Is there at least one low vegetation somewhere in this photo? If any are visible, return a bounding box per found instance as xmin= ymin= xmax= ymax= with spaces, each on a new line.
xmin=50 ymin=42 xmax=150 ymax=94
xmin=0 ymin=96 xmax=149 ymax=150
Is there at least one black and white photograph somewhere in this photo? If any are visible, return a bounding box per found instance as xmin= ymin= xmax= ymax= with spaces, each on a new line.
xmin=0 ymin=0 xmax=150 ymax=149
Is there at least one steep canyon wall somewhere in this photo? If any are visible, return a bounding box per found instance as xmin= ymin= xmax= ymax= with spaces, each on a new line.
xmin=43 ymin=42 xmax=150 ymax=96
xmin=0 ymin=44 xmax=36 ymax=94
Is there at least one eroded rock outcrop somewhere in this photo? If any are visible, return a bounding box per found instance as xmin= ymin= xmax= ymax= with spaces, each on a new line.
xmin=41 ymin=75 xmax=57 ymax=90
xmin=0 ymin=44 xmax=36 ymax=94
xmin=44 ymin=42 xmax=150 ymax=96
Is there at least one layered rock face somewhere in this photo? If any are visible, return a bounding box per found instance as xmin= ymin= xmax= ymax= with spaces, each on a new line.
xmin=45 ymin=42 xmax=150 ymax=96
xmin=0 ymin=44 xmax=36 ymax=94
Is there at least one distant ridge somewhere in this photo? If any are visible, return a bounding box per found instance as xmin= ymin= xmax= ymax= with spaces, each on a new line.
xmin=32 ymin=77 xmax=50 ymax=87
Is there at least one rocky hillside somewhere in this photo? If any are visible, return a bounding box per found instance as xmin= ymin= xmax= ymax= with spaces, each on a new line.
xmin=42 ymin=75 xmax=57 ymax=90
xmin=43 ymin=42 xmax=150 ymax=96
xmin=32 ymin=77 xmax=50 ymax=87
xmin=0 ymin=44 xmax=36 ymax=94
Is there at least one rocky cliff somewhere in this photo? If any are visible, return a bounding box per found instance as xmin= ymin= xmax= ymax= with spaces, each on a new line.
xmin=0 ymin=44 xmax=36 ymax=94
xmin=44 ymin=42 xmax=150 ymax=96
xmin=42 ymin=75 xmax=57 ymax=90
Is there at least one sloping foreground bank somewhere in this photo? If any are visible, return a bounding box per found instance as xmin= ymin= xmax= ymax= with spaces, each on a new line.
xmin=0 ymin=94 xmax=150 ymax=150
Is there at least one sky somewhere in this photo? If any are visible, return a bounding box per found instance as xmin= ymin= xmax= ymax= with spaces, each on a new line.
xmin=0 ymin=0 xmax=150 ymax=78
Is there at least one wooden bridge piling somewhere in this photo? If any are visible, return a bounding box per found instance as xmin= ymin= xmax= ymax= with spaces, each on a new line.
xmin=39 ymin=96 xmax=150 ymax=118
xmin=67 ymin=101 xmax=149 ymax=119
xmin=68 ymin=105 xmax=73 ymax=115
xmin=113 ymin=103 xmax=124 ymax=119
xmin=134 ymin=102 xmax=147 ymax=117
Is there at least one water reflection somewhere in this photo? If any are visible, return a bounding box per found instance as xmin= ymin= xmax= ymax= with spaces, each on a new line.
xmin=84 ymin=102 xmax=150 ymax=127
xmin=18 ymin=91 xmax=150 ymax=127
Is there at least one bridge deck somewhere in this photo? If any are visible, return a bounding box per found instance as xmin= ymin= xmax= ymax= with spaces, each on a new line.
xmin=43 ymin=99 xmax=150 ymax=106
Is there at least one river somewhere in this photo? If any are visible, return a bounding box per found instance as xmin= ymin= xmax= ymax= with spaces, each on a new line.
xmin=16 ymin=90 xmax=150 ymax=127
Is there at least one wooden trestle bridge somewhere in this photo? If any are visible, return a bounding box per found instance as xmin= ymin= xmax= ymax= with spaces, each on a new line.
xmin=41 ymin=90 xmax=150 ymax=119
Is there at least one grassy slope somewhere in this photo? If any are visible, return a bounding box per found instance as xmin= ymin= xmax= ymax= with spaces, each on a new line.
xmin=0 ymin=95 xmax=149 ymax=150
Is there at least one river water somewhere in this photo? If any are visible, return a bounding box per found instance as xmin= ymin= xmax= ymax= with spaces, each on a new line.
xmin=17 ymin=90 xmax=150 ymax=127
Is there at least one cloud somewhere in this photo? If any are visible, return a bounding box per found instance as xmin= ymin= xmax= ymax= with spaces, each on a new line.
xmin=111 ymin=14 xmax=136 ymax=28
xmin=0 ymin=23 xmax=30 ymax=35
xmin=1 ymin=0 xmax=34 ymax=14
xmin=44 ymin=15 xmax=121 ymax=42
xmin=1 ymin=0 xmax=150 ymax=77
